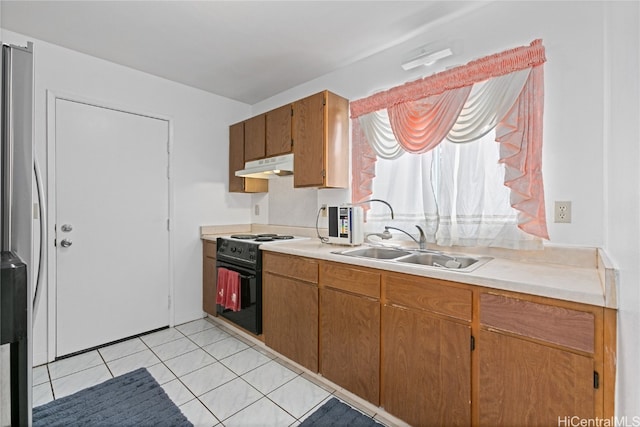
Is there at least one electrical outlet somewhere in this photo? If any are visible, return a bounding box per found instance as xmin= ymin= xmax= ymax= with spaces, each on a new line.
xmin=554 ymin=201 xmax=572 ymax=223
xmin=254 ymin=204 xmax=260 ymax=216
xmin=321 ymin=204 xmax=327 ymax=217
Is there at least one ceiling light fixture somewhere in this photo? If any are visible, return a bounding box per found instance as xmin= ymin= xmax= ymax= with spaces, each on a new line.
xmin=401 ymin=47 xmax=453 ymax=71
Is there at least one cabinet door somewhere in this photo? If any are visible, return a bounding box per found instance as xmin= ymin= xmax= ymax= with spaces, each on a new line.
xmin=478 ymin=330 xmax=594 ymax=426
xmin=202 ymin=245 xmax=217 ymax=316
xmin=382 ymin=305 xmax=471 ymax=427
xmin=293 ymin=92 xmax=325 ymax=187
xmin=244 ymin=114 xmax=266 ymax=161
xmin=263 ymin=272 xmax=318 ymax=372
xmin=320 ymin=288 xmax=380 ymax=405
xmin=228 ymin=122 xmax=245 ymax=193
xmin=266 ymin=104 xmax=292 ymax=157
xmin=229 ymin=121 xmax=268 ymax=193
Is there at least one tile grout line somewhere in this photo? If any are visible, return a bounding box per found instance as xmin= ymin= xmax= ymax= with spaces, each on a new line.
xmin=169 ymin=323 xmax=314 ymax=425
xmin=160 ymin=326 xmax=231 ymax=425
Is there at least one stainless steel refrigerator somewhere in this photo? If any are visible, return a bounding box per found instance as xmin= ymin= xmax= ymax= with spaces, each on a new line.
xmin=1 ymin=41 xmax=34 ymax=427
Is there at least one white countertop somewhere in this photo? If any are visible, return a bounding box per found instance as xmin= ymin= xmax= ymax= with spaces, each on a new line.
xmin=258 ymin=239 xmax=612 ymax=308
xmin=200 ymin=224 xmax=617 ymax=309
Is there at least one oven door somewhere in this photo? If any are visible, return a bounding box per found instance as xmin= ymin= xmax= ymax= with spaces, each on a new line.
xmin=215 ymin=259 xmax=262 ymax=335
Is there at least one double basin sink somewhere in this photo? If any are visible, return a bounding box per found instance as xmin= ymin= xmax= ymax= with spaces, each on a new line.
xmin=331 ymin=246 xmax=492 ymax=273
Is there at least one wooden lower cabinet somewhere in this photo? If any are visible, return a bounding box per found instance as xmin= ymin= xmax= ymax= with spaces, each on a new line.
xmin=320 ymin=287 xmax=380 ymax=404
xmin=477 ymin=330 xmax=594 ymax=426
xmin=382 ymin=305 xmax=471 ymax=427
xmin=202 ymin=240 xmax=217 ymax=316
xmin=263 ymin=253 xmax=319 ymax=372
xmin=476 ymin=291 xmax=605 ymax=426
xmin=254 ymin=253 xmax=616 ymax=427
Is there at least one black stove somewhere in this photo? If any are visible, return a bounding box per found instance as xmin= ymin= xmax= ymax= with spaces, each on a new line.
xmin=216 ymin=237 xmax=261 ymax=269
xmin=213 ymin=233 xmax=305 ymax=335
xmin=218 ymin=234 xmax=300 ymax=267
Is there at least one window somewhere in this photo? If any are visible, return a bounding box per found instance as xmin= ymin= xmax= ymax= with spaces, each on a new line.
xmin=365 ymin=129 xmax=541 ymax=249
xmin=351 ymin=40 xmax=548 ymax=249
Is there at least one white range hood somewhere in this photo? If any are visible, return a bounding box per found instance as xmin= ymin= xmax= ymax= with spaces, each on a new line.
xmin=235 ymin=153 xmax=294 ymax=179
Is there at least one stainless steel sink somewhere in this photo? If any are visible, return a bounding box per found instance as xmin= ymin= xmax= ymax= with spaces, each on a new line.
xmin=331 ymin=246 xmax=491 ymax=272
xmin=331 ymin=247 xmax=412 ymax=260
xmin=395 ymin=252 xmax=491 ymax=272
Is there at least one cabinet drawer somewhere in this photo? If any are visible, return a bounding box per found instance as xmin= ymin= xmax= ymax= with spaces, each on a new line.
xmin=480 ymin=293 xmax=595 ymax=353
xmin=320 ymin=262 xmax=380 ymax=299
xmin=263 ymin=252 xmax=318 ymax=284
xmin=383 ymin=273 xmax=472 ymax=322
xmin=203 ymin=240 xmax=217 ymax=259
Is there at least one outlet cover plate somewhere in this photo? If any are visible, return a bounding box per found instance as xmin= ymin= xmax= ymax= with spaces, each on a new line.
xmin=554 ymin=201 xmax=572 ymax=223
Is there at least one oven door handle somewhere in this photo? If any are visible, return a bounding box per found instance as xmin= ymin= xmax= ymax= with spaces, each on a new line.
xmin=217 ymin=266 xmax=255 ymax=282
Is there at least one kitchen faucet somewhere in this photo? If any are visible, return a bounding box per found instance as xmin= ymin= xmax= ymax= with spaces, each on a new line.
xmin=351 ymin=198 xmax=394 ymax=219
xmin=384 ymin=225 xmax=427 ymax=249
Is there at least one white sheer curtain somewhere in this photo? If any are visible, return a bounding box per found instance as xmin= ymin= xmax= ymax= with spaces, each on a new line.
xmin=359 ymin=110 xmax=404 ymax=160
xmin=364 ymin=130 xmax=540 ymax=249
xmin=436 ymin=132 xmax=541 ymax=249
xmin=359 ymin=70 xmax=543 ymax=249
xmin=365 ymin=150 xmax=438 ymax=242
xmin=447 ymin=69 xmax=530 ymax=142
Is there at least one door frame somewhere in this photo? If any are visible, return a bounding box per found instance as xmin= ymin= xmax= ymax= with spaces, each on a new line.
xmin=45 ymin=90 xmax=175 ymax=362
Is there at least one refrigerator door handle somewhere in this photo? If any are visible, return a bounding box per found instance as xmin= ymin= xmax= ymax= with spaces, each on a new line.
xmin=33 ymin=159 xmax=46 ymax=311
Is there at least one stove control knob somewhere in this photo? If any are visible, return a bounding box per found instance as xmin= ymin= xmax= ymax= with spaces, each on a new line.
xmin=230 ymin=247 xmax=237 ymax=253
xmin=237 ymin=248 xmax=243 ymax=254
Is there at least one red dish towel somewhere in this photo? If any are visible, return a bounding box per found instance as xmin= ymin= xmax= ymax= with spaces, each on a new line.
xmin=216 ymin=268 xmax=228 ymax=305
xmin=217 ymin=267 xmax=241 ymax=312
xmin=225 ymin=269 xmax=241 ymax=312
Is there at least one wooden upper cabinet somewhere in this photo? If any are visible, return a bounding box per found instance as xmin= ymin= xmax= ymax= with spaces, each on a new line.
xmin=244 ymin=113 xmax=266 ymax=162
xmin=293 ymin=90 xmax=348 ymax=188
xmin=228 ymin=121 xmax=267 ymax=193
xmin=266 ymin=104 xmax=292 ymax=157
xmin=228 ymin=122 xmax=246 ymax=193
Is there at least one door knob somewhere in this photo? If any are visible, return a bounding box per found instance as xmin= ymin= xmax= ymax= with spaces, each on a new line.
xmin=61 ymin=224 xmax=73 ymax=232
xmin=60 ymin=239 xmax=73 ymax=248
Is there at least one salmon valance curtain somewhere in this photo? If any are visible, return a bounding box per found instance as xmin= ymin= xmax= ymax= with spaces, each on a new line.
xmin=350 ymin=39 xmax=549 ymax=240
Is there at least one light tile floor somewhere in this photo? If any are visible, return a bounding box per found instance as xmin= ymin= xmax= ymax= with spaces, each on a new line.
xmin=32 ymin=317 xmax=403 ymax=427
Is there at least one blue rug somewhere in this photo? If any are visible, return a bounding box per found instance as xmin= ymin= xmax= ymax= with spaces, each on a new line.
xmin=300 ymin=397 xmax=385 ymax=426
xmin=33 ymin=367 xmax=192 ymax=427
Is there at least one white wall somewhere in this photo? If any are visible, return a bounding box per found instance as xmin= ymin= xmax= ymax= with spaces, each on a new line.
xmin=0 ymin=29 xmax=253 ymax=366
xmin=250 ymin=1 xmax=639 ymax=418
xmin=604 ymin=1 xmax=640 ymax=418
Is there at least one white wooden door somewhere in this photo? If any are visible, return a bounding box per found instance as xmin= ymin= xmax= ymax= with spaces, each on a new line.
xmin=55 ymin=99 xmax=170 ymax=357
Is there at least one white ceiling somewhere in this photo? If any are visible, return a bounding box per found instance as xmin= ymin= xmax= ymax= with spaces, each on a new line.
xmin=1 ymin=1 xmax=483 ymax=104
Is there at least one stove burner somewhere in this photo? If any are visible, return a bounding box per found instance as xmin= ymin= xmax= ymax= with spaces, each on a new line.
xmin=229 ymin=234 xmax=257 ymax=240
xmin=227 ymin=233 xmax=297 ymax=242
xmin=254 ymin=234 xmax=295 ymax=242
